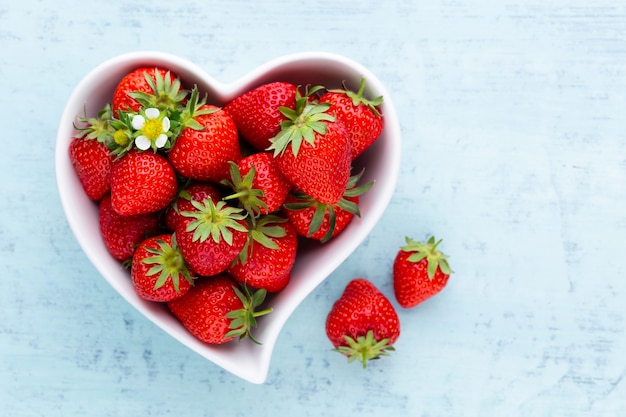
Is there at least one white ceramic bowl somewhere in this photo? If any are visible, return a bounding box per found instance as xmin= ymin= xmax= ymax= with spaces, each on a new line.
xmin=55 ymin=51 xmax=401 ymax=384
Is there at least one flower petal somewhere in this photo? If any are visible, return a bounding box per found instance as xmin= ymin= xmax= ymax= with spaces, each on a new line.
xmin=145 ymin=108 xmax=160 ymax=119
xmin=131 ymin=114 xmax=145 ymax=130
xmin=135 ymin=135 xmax=151 ymax=150
xmin=155 ymin=134 xmax=167 ymax=148
xmin=162 ymin=116 xmax=170 ymax=132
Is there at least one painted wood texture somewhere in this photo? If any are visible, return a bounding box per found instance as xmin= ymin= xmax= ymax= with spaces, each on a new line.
xmin=1 ymin=1 xmax=624 ymax=415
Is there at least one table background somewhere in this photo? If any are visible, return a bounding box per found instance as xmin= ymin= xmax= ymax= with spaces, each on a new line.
xmin=1 ymin=1 xmax=625 ymax=416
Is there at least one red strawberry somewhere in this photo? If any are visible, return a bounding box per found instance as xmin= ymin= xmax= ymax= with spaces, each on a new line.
xmin=221 ymin=152 xmax=291 ymax=217
xmin=109 ymin=149 xmax=178 ymax=216
xmin=111 ymin=67 xmax=186 ymax=116
xmin=98 ymin=194 xmax=160 ymax=262
xmin=224 ymin=82 xmax=297 ymax=150
xmin=167 ymin=273 xmax=272 ymax=344
xmin=131 ymin=234 xmax=195 ymax=302
xmin=164 ymin=182 xmax=222 ymax=232
xmin=168 ymin=87 xmax=242 ymax=182
xmin=325 ymin=278 xmax=400 ymax=367
xmin=393 ymin=236 xmax=453 ymax=308
xmin=228 ymin=215 xmax=298 ymax=293
xmin=319 ymin=77 xmax=384 ymax=160
xmin=268 ymin=87 xmax=352 ymax=205
xmin=283 ymin=170 xmax=373 ymax=243
xmin=69 ymin=105 xmax=114 ymax=201
xmin=175 ymin=199 xmax=248 ymax=277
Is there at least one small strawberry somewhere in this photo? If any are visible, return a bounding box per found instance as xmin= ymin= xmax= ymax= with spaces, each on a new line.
xmin=168 ymin=87 xmax=242 ymax=182
xmin=131 ymin=234 xmax=195 ymax=302
xmin=319 ymin=77 xmax=384 ymax=160
xmin=109 ymin=149 xmax=178 ymax=216
xmin=393 ymin=236 xmax=453 ymax=308
xmin=267 ymin=86 xmax=352 ymax=205
xmin=164 ymin=181 xmax=222 ymax=232
xmin=98 ymin=194 xmax=160 ymax=262
xmin=111 ymin=67 xmax=186 ymax=116
xmin=69 ymin=105 xmax=114 ymax=201
xmin=167 ymin=273 xmax=272 ymax=344
xmin=175 ymin=199 xmax=248 ymax=277
xmin=224 ymin=81 xmax=297 ymax=150
xmin=325 ymin=278 xmax=400 ymax=368
xmin=283 ymin=170 xmax=373 ymax=243
xmin=221 ymin=152 xmax=291 ymax=218
xmin=228 ymin=215 xmax=298 ymax=293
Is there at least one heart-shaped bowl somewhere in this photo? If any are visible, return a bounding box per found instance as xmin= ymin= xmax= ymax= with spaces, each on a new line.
xmin=55 ymin=51 xmax=401 ymax=384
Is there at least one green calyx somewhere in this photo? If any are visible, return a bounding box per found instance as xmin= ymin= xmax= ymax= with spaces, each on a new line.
xmin=181 ymin=199 xmax=248 ymax=245
xmin=334 ymin=330 xmax=395 ymax=368
xmin=236 ymin=215 xmax=288 ymax=265
xmin=177 ymin=85 xmax=219 ymax=132
xmin=283 ymin=169 xmax=374 ymax=243
xmin=73 ymin=103 xmax=115 ymax=144
xmin=401 ymin=236 xmax=453 ymax=279
xmin=141 ymin=234 xmax=194 ymax=292
xmin=225 ymin=284 xmax=273 ymax=344
xmin=221 ymin=161 xmax=267 ymax=224
xmin=128 ymin=69 xmax=188 ymax=115
xmin=328 ymin=76 xmax=383 ymax=117
xmin=267 ymin=85 xmax=335 ymax=158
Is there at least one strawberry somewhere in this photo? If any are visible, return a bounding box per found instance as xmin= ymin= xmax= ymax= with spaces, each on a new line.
xmin=111 ymin=67 xmax=186 ymax=116
xmin=131 ymin=234 xmax=195 ymax=302
xmin=267 ymin=86 xmax=352 ymax=205
xmin=224 ymin=81 xmax=297 ymax=150
xmin=164 ymin=181 xmax=222 ymax=232
xmin=109 ymin=149 xmax=178 ymax=216
xmin=168 ymin=87 xmax=242 ymax=182
xmin=175 ymin=199 xmax=248 ymax=277
xmin=228 ymin=215 xmax=298 ymax=293
xmin=98 ymin=194 xmax=160 ymax=262
xmin=325 ymin=278 xmax=400 ymax=367
xmin=319 ymin=77 xmax=384 ymax=160
xmin=69 ymin=105 xmax=114 ymax=201
xmin=167 ymin=273 xmax=272 ymax=344
xmin=221 ymin=152 xmax=291 ymax=218
xmin=393 ymin=236 xmax=453 ymax=308
xmin=283 ymin=170 xmax=373 ymax=243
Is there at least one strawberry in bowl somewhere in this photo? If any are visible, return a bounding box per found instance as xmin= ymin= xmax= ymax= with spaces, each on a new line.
xmin=55 ymin=51 xmax=401 ymax=384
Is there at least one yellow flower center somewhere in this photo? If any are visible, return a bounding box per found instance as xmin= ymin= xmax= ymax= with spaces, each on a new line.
xmin=143 ymin=118 xmax=163 ymax=140
xmin=113 ymin=129 xmax=130 ymax=146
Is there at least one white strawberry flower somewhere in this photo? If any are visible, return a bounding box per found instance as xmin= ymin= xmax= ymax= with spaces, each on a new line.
xmin=131 ymin=108 xmax=170 ymax=151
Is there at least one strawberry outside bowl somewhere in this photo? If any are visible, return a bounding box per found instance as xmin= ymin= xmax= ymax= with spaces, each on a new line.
xmin=54 ymin=51 xmax=401 ymax=384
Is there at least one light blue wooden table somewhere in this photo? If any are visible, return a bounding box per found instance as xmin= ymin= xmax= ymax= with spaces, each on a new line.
xmin=2 ymin=1 xmax=625 ymax=415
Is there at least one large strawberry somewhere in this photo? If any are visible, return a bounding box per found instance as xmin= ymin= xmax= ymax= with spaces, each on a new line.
xmin=168 ymin=87 xmax=242 ymax=182
xmin=131 ymin=234 xmax=194 ymax=302
xmin=393 ymin=236 xmax=453 ymax=308
xmin=325 ymin=278 xmax=400 ymax=368
xmin=109 ymin=149 xmax=178 ymax=216
xmin=221 ymin=152 xmax=291 ymax=218
xmin=111 ymin=67 xmax=186 ymax=116
xmin=69 ymin=105 xmax=114 ymax=201
xmin=319 ymin=77 xmax=384 ymax=160
xmin=164 ymin=181 xmax=222 ymax=232
xmin=98 ymin=194 xmax=160 ymax=262
xmin=224 ymin=81 xmax=297 ymax=150
xmin=283 ymin=169 xmax=373 ymax=243
xmin=228 ymin=215 xmax=298 ymax=293
xmin=167 ymin=273 xmax=272 ymax=344
xmin=175 ymin=198 xmax=248 ymax=277
xmin=267 ymin=87 xmax=352 ymax=205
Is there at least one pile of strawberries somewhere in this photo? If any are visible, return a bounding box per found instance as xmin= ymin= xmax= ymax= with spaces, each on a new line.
xmin=69 ymin=66 xmax=384 ymax=345
xmin=69 ymin=65 xmax=455 ymax=368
